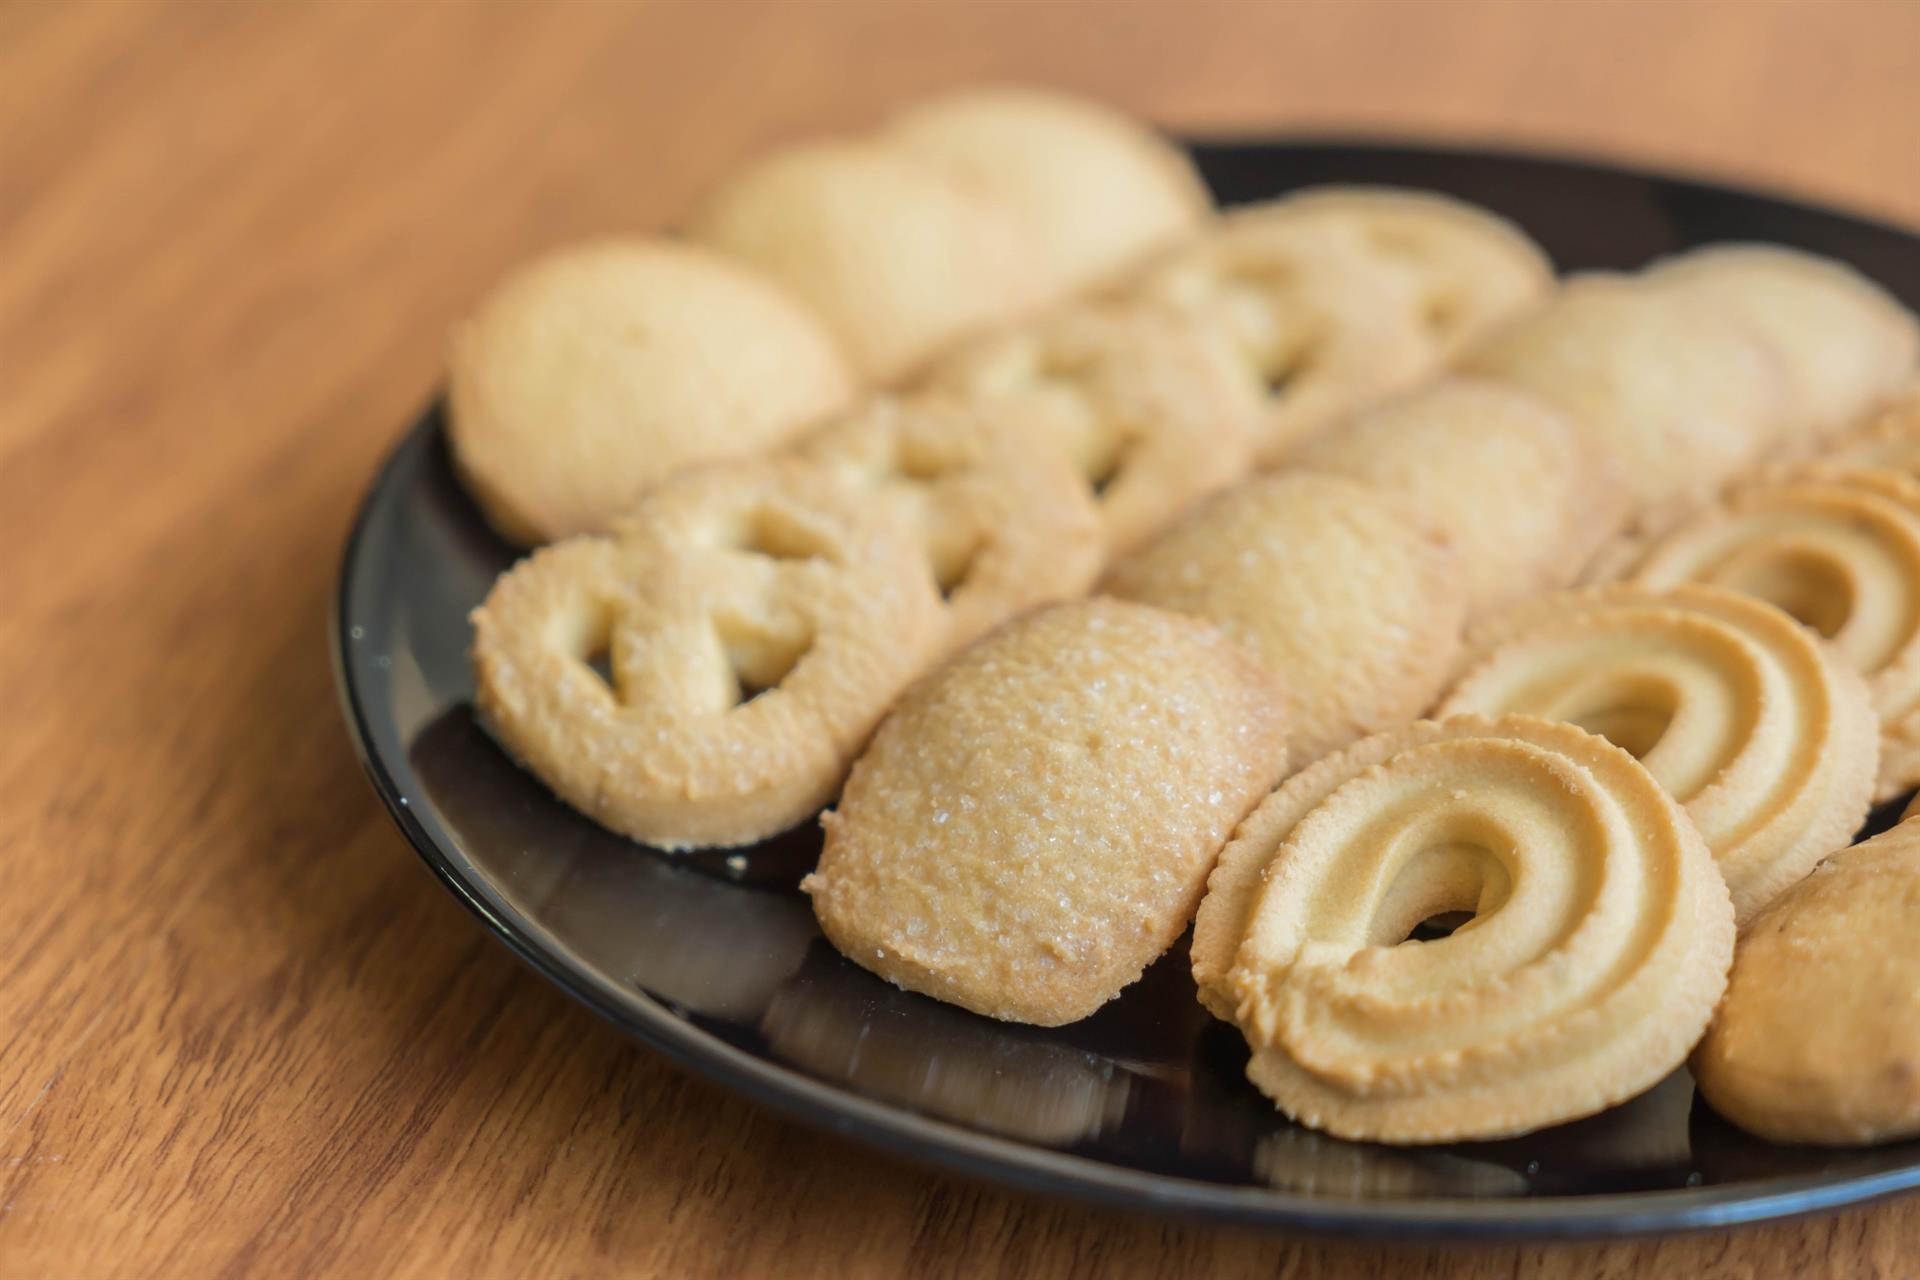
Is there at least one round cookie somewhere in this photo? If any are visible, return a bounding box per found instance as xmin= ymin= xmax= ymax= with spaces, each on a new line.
xmin=686 ymin=138 xmax=1045 ymax=383
xmin=1130 ymin=217 xmax=1435 ymax=463
xmin=1694 ymin=817 xmax=1920 ymax=1146
xmin=884 ymin=85 xmax=1212 ymax=299
xmin=447 ymin=238 xmax=855 ymax=544
xmin=795 ymin=394 xmax=1104 ymax=650
xmin=472 ymin=459 xmax=946 ymax=850
xmin=804 ymin=598 xmax=1290 ymax=1027
xmin=1105 ymin=472 xmax=1467 ymax=765
xmin=1199 ymin=715 xmax=1734 ymax=1144
xmin=924 ymin=303 xmax=1261 ymax=554
xmin=1292 ymin=377 xmax=1632 ymax=617
xmin=1243 ymin=186 xmax=1553 ymax=359
xmin=1440 ymin=585 xmax=1878 ymax=923
xmin=1626 ymin=464 xmax=1920 ymax=800
xmin=1644 ymin=243 xmax=1919 ymax=440
xmin=1460 ymin=274 xmax=1790 ymax=513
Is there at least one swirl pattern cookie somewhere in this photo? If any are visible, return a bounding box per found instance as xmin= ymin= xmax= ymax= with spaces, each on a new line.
xmin=1460 ymin=275 xmax=1789 ymax=513
xmin=1131 ymin=217 xmax=1435 ymax=463
xmin=884 ymin=85 xmax=1211 ymax=298
xmin=1293 ymin=377 xmax=1632 ymax=617
xmin=472 ymin=460 xmax=946 ymax=850
xmin=804 ymin=599 xmax=1289 ymax=1026
xmin=1694 ymin=817 xmax=1920 ymax=1146
xmin=796 ymin=395 xmax=1104 ymax=649
xmin=1197 ymin=715 xmax=1734 ymax=1143
xmin=1241 ymin=186 xmax=1553 ymax=359
xmin=1106 ymin=473 xmax=1466 ymax=764
xmin=686 ymin=139 xmax=1045 ymax=383
xmin=1645 ymin=244 xmax=1919 ymax=439
xmin=925 ymin=305 xmax=1261 ymax=554
xmin=1626 ymin=465 xmax=1920 ymax=800
xmin=1440 ymin=585 xmax=1877 ymax=922
xmin=447 ymin=239 xmax=855 ymax=544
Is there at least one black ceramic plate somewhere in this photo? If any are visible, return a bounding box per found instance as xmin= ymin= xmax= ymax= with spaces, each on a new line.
xmin=335 ymin=140 xmax=1920 ymax=1241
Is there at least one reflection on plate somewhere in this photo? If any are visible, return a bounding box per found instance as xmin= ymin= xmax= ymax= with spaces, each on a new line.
xmin=338 ymin=140 xmax=1920 ymax=1239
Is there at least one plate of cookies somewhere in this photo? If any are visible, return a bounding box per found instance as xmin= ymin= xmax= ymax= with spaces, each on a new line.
xmin=335 ymin=86 xmax=1920 ymax=1238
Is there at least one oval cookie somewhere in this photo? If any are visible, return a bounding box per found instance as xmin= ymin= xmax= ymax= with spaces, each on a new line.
xmin=885 ymin=85 xmax=1211 ymax=298
xmin=686 ymin=139 xmax=1044 ymax=383
xmin=1106 ymin=472 xmax=1466 ymax=764
xmin=1201 ymin=715 xmax=1733 ymax=1143
xmin=804 ymin=598 xmax=1289 ymax=1026
xmin=1293 ymin=377 xmax=1632 ymax=617
xmin=1694 ymin=817 xmax=1920 ymax=1146
xmin=448 ymin=238 xmax=854 ymax=544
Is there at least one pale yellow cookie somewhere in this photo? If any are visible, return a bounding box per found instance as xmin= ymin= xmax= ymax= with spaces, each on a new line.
xmin=884 ymin=85 xmax=1211 ymax=299
xmin=1244 ymin=186 xmax=1553 ymax=359
xmin=1694 ymin=817 xmax=1920 ymax=1146
xmin=1827 ymin=384 xmax=1920 ymax=474
xmin=1130 ymin=216 xmax=1435 ymax=463
xmin=924 ymin=304 xmax=1261 ymax=554
xmin=804 ymin=599 xmax=1289 ymax=1026
xmin=472 ymin=459 xmax=946 ymax=850
xmin=795 ymin=394 xmax=1104 ymax=650
xmin=447 ymin=238 xmax=855 ymax=544
xmin=1292 ymin=377 xmax=1632 ymax=617
xmin=1627 ymin=465 xmax=1920 ymax=800
xmin=1440 ymin=585 xmax=1877 ymax=923
xmin=1106 ymin=473 xmax=1466 ymax=764
xmin=686 ymin=139 xmax=1044 ymax=383
xmin=1200 ymin=715 xmax=1733 ymax=1144
xmin=1644 ymin=243 xmax=1919 ymax=439
xmin=1460 ymin=274 xmax=1790 ymax=513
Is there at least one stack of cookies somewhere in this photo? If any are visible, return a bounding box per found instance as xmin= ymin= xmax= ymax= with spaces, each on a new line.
xmin=454 ymin=85 xmax=1920 ymax=1153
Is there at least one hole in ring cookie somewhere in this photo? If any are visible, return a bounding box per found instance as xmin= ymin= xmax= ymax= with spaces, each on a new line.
xmin=1562 ymin=673 xmax=1681 ymax=761
xmin=1367 ymin=838 xmax=1513 ymax=948
xmin=1709 ymin=547 xmax=1856 ymax=639
xmin=1257 ymin=341 xmax=1313 ymax=398
xmin=930 ymin=531 xmax=984 ymax=602
xmin=1084 ymin=434 xmax=1134 ymax=500
xmin=719 ymin=504 xmax=835 ymax=564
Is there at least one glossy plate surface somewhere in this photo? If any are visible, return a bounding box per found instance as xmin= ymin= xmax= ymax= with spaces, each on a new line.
xmin=334 ymin=141 xmax=1920 ymax=1240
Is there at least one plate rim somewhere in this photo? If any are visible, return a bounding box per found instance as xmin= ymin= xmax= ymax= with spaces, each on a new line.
xmin=332 ymin=137 xmax=1920 ymax=1242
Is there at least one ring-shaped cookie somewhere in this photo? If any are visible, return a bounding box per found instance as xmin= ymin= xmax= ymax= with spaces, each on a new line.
xmin=1627 ymin=465 xmax=1920 ymax=800
xmin=1440 ymin=585 xmax=1877 ymax=922
xmin=472 ymin=459 xmax=946 ymax=850
xmin=925 ymin=305 xmax=1261 ymax=554
xmin=1195 ymin=715 xmax=1733 ymax=1144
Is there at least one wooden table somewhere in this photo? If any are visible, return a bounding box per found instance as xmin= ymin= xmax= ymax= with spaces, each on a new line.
xmin=5 ymin=1 xmax=1918 ymax=1274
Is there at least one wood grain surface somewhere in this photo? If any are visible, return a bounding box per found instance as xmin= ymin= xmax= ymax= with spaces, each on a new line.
xmin=4 ymin=1 xmax=1919 ymax=1275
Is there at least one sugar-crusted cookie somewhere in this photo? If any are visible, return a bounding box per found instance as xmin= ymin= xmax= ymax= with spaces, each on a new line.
xmin=1200 ymin=715 xmax=1733 ymax=1143
xmin=1293 ymin=377 xmax=1631 ymax=617
xmin=472 ymin=459 xmax=946 ymax=849
xmin=1130 ymin=217 xmax=1434 ymax=463
xmin=1244 ymin=186 xmax=1553 ymax=359
xmin=1440 ymin=585 xmax=1877 ymax=923
xmin=924 ymin=304 xmax=1260 ymax=554
xmin=1644 ymin=243 xmax=1919 ymax=439
xmin=1460 ymin=274 xmax=1790 ymax=514
xmin=884 ymin=85 xmax=1212 ymax=299
xmin=1626 ymin=464 xmax=1920 ymax=800
xmin=795 ymin=394 xmax=1104 ymax=650
xmin=447 ymin=238 xmax=855 ymax=544
xmin=686 ymin=139 xmax=1044 ymax=383
xmin=1694 ymin=817 xmax=1920 ymax=1146
xmin=804 ymin=599 xmax=1289 ymax=1026
xmin=1106 ymin=472 xmax=1466 ymax=764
